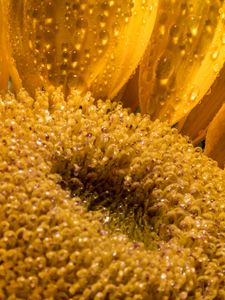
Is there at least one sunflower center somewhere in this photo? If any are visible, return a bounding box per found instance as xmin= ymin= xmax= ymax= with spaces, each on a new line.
xmin=52 ymin=156 xmax=161 ymax=250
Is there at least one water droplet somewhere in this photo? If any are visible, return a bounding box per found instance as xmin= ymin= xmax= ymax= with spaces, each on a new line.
xmin=188 ymin=16 xmax=199 ymax=37
xmin=75 ymin=43 xmax=81 ymax=51
xmin=47 ymin=64 xmax=52 ymax=71
xmin=109 ymin=1 xmax=115 ymax=7
xmin=180 ymin=45 xmax=186 ymax=57
xmin=113 ymin=24 xmax=120 ymax=37
xmin=170 ymin=24 xmax=179 ymax=44
xmin=205 ymin=20 xmax=213 ymax=35
xmin=98 ymin=14 xmax=107 ymax=28
xmin=45 ymin=18 xmax=53 ymax=25
xmin=29 ymin=40 xmax=33 ymax=49
xmin=190 ymin=89 xmax=199 ymax=101
xmin=159 ymin=25 xmax=165 ymax=36
xmin=156 ymin=52 xmax=174 ymax=85
xmin=211 ymin=47 xmax=219 ymax=60
xmin=100 ymin=30 xmax=109 ymax=46
xmin=67 ymin=73 xmax=86 ymax=91
xmin=159 ymin=100 xmax=165 ymax=106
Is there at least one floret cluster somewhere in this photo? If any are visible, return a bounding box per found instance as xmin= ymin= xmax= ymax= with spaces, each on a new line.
xmin=0 ymin=89 xmax=225 ymax=299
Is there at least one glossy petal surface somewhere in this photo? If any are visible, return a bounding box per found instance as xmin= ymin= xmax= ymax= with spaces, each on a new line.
xmin=6 ymin=0 xmax=158 ymax=98
xmin=139 ymin=0 xmax=225 ymax=125
xmin=178 ymin=64 xmax=225 ymax=145
xmin=205 ymin=103 xmax=225 ymax=168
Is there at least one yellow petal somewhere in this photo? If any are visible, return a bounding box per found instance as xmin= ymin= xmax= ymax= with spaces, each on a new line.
xmin=0 ymin=0 xmax=10 ymax=93
xmin=205 ymin=103 xmax=225 ymax=168
xmin=139 ymin=0 xmax=225 ymax=125
xmin=177 ymin=63 xmax=225 ymax=145
xmin=6 ymin=0 xmax=158 ymax=98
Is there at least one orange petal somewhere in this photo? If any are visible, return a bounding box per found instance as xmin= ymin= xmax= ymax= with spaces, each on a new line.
xmin=177 ymin=63 xmax=225 ymax=145
xmin=6 ymin=0 xmax=158 ymax=99
xmin=119 ymin=67 xmax=139 ymax=112
xmin=205 ymin=103 xmax=225 ymax=168
xmin=0 ymin=0 xmax=22 ymax=93
xmin=139 ymin=1 xmax=225 ymax=125
xmin=0 ymin=0 xmax=10 ymax=93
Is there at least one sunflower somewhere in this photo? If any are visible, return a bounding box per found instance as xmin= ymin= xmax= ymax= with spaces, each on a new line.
xmin=1 ymin=1 xmax=225 ymax=299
